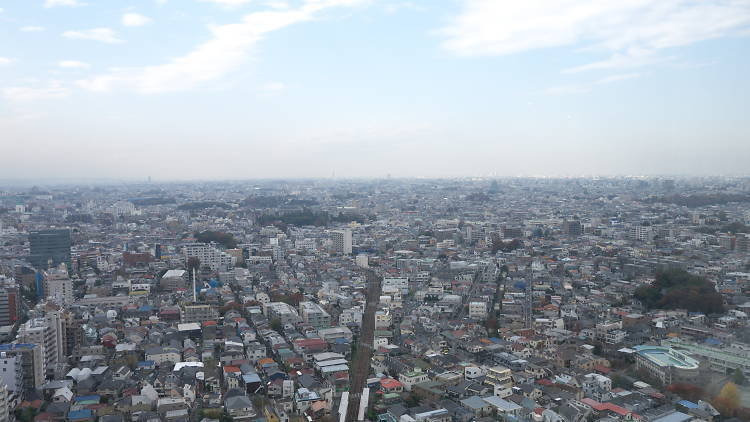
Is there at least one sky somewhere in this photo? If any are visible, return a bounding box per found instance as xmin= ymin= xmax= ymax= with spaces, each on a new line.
xmin=1 ymin=0 xmax=749 ymax=181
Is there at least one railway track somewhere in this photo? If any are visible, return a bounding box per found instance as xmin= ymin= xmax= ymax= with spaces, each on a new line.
xmin=345 ymin=271 xmax=381 ymax=422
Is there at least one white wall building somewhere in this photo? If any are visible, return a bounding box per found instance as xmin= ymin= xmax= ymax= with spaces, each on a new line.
xmin=330 ymin=229 xmax=352 ymax=255
xmin=469 ymin=301 xmax=488 ymax=320
xmin=184 ymin=243 xmax=234 ymax=271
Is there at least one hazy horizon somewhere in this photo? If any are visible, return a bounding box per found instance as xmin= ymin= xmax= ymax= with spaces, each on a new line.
xmin=2 ymin=0 xmax=749 ymax=180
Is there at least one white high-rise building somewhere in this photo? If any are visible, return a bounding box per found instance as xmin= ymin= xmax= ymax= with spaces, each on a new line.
xmin=45 ymin=278 xmax=73 ymax=305
xmin=18 ymin=312 xmax=64 ymax=379
xmin=0 ymin=383 xmax=10 ymax=422
xmin=0 ymin=352 xmax=23 ymax=400
xmin=330 ymin=229 xmax=352 ymax=255
xmin=356 ymin=254 xmax=369 ymax=268
xmin=184 ymin=243 xmax=234 ymax=271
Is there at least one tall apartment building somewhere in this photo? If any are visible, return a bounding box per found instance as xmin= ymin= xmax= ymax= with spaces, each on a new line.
xmin=355 ymin=254 xmax=369 ymax=268
xmin=718 ymin=234 xmax=736 ymax=250
xmin=501 ymin=227 xmax=523 ymax=239
xmin=562 ymin=220 xmax=583 ymax=237
xmin=184 ymin=243 xmax=234 ymax=271
xmin=29 ymin=229 xmax=71 ymax=270
xmin=0 ymin=383 xmax=10 ymax=422
xmin=0 ymin=344 xmax=45 ymax=390
xmin=0 ymin=351 xmax=23 ymax=400
xmin=629 ymin=225 xmax=652 ymax=242
xmin=61 ymin=311 xmax=82 ymax=357
xmin=330 ymin=229 xmax=352 ymax=255
xmin=298 ymin=302 xmax=331 ymax=329
xmin=0 ymin=277 xmax=20 ymax=327
xmin=737 ymin=234 xmax=750 ymax=253
xmin=18 ymin=311 xmax=65 ymax=379
xmin=43 ymin=269 xmax=73 ymax=305
xmin=180 ymin=304 xmax=219 ymax=324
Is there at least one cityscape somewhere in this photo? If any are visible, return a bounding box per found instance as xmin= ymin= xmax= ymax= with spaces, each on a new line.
xmin=2 ymin=1 xmax=750 ymax=422
xmin=0 ymin=177 xmax=749 ymax=422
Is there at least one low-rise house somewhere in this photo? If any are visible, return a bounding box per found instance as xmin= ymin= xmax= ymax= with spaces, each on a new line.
xmin=399 ymin=370 xmax=430 ymax=392
xmin=224 ymin=395 xmax=257 ymax=421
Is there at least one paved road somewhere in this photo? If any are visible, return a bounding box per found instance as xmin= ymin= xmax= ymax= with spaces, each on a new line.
xmin=345 ymin=271 xmax=381 ymax=422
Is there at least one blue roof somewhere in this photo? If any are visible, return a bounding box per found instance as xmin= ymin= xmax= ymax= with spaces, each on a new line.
xmin=138 ymin=305 xmax=153 ymax=312
xmin=138 ymin=360 xmax=156 ymax=367
xmin=0 ymin=343 xmax=37 ymax=350
xmin=75 ymin=394 xmax=100 ymax=402
xmin=243 ymin=373 xmax=262 ymax=383
xmin=678 ymin=400 xmax=699 ymax=409
xmin=68 ymin=409 xmax=93 ymax=419
xmin=705 ymin=338 xmax=722 ymax=346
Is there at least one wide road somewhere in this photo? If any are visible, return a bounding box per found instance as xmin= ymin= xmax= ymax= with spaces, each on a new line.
xmin=345 ymin=270 xmax=381 ymax=422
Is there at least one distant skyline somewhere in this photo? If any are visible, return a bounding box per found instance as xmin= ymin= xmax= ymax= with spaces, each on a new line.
xmin=1 ymin=0 xmax=749 ymax=179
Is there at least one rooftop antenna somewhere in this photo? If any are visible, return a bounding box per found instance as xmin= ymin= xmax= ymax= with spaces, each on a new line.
xmin=192 ymin=268 xmax=197 ymax=303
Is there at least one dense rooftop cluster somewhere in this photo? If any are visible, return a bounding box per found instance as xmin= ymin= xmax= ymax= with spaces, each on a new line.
xmin=0 ymin=177 xmax=749 ymax=422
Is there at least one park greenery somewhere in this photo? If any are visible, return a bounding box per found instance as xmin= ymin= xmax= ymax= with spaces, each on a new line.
xmin=194 ymin=230 xmax=238 ymax=249
xmin=634 ymin=269 xmax=724 ymax=314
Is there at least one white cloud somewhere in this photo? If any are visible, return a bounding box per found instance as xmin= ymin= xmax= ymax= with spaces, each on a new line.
xmin=199 ymin=0 xmax=253 ymax=6
xmin=545 ymin=72 xmax=643 ymax=95
xmin=384 ymin=2 xmax=423 ymax=14
xmin=595 ymin=72 xmax=642 ymax=85
xmin=260 ymin=81 xmax=287 ymax=91
xmin=79 ymin=0 xmax=365 ymax=94
xmin=44 ymin=0 xmax=85 ymax=7
xmin=262 ymin=1 xmax=290 ymax=9
xmin=0 ymin=57 xmax=15 ymax=66
xmin=21 ymin=26 xmax=46 ymax=32
xmin=58 ymin=60 xmax=90 ymax=69
xmin=441 ymin=0 xmax=750 ymax=71
xmin=122 ymin=13 xmax=152 ymax=27
xmin=3 ymin=82 xmax=70 ymax=101
xmin=62 ymin=28 xmax=123 ymax=43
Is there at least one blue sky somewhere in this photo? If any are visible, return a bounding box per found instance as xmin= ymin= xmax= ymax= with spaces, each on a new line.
xmin=1 ymin=0 xmax=749 ymax=180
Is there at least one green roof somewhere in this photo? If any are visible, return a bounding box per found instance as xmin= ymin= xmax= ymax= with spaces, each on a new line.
xmin=633 ymin=345 xmax=699 ymax=369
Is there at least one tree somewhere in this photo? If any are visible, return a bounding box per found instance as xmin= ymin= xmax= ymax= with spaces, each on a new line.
xmin=194 ymin=230 xmax=238 ymax=248
xmin=404 ymin=393 xmax=421 ymax=408
xmin=634 ymin=269 xmax=724 ymax=314
xmin=712 ymin=382 xmax=740 ymax=416
xmin=666 ymin=383 xmax=705 ymax=402
xmin=187 ymin=257 xmax=201 ymax=273
xmin=14 ymin=408 xmax=37 ymax=422
xmin=731 ymin=369 xmax=747 ymax=386
xmin=485 ymin=317 xmax=499 ymax=334
xmin=270 ymin=318 xmax=282 ymax=331
xmin=611 ymin=374 xmax=631 ymax=390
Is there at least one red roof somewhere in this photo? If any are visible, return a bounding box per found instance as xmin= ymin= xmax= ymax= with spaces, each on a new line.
xmin=379 ymin=378 xmax=403 ymax=390
xmin=580 ymin=398 xmax=641 ymax=419
xmin=294 ymin=338 xmax=327 ymax=349
xmin=223 ymin=366 xmax=241 ymax=373
xmin=594 ymin=365 xmax=611 ymax=374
